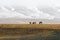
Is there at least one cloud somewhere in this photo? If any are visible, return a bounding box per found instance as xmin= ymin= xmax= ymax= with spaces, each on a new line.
xmin=27 ymin=7 xmax=55 ymax=19
xmin=14 ymin=6 xmax=55 ymax=19
xmin=0 ymin=6 xmax=55 ymax=19
xmin=0 ymin=0 xmax=56 ymax=7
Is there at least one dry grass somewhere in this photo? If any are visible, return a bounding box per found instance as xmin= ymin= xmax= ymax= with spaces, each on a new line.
xmin=0 ymin=24 xmax=58 ymax=38
xmin=0 ymin=24 xmax=60 ymax=29
xmin=0 ymin=28 xmax=54 ymax=38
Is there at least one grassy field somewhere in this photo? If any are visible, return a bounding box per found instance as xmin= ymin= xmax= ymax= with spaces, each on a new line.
xmin=0 ymin=28 xmax=55 ymax=38
xmin=0 ymin=24 xmax=59 ymax=38
xmin=0 ymin=24 xmax=60 ymax=29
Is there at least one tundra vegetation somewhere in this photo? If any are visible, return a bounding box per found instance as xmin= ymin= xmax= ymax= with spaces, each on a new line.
xmin=0 ymin=24 xmax=59 ymax=38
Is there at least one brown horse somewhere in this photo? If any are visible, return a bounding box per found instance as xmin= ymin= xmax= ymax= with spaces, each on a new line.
xmin=29 ymin=22 xmax=36 ymax=24
xmin=29 ymin=22 xmax=31 ymax=24
xmin=32 ymin=22 xmax=36 ymax=24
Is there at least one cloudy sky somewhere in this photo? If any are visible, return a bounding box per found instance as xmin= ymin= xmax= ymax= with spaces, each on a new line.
xmin=0 ymin=0 xmax=60 ymax=19
xmin=0 ymin=0 xmax=60 ymax=7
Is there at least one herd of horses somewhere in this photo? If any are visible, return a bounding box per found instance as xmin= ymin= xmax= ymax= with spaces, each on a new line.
xmin=29 ymin=21 xmax=43 ymax=24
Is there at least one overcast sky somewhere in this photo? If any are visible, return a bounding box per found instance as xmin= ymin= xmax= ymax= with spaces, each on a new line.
xmin=0 ymin=0 xmax=60 ymax=7
xmin=0 ymin=0 xmax=60 ymax=20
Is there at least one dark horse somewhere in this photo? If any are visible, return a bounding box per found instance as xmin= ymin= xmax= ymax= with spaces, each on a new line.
xmin=29 ymin=22 xmax=36 ymax=24
xmin=39 ymin=21 xmax=42 ymax=24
